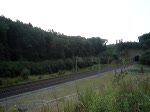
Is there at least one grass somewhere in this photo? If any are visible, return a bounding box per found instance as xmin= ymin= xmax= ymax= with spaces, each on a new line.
xmin=0 ymin=70 xmax=114 ymax=111
xmin=33 ymin=64 xmax=150 ymax=112
xmin=14 ymin=71 xmax=113 ymax=102
xmin=129 ymin=64 xmax=150 ymax=74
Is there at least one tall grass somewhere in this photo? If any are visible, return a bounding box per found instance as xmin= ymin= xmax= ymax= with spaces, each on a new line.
xmin=36 ymin=70 xmax=150 ymax=112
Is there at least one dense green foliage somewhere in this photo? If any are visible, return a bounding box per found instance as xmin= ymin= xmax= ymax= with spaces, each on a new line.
xmin=138 ymin=32 xmax=150 ymax=50
xmin=0 ymin=16 xmax=107 ymax=61
xmin=116 ymin=42 xmax=140 ymax=52
xmin=111 ymin=42 xmax=140 ymax=64
xmin=140 ymin=51 xmax=150 ymax=65
xmin=0 ymin=57 xmax=99 ymax=78
xmin=138 ymin=32 xmax=150 ymax=65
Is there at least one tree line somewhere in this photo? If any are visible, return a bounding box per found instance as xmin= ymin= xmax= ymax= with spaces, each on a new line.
xmin=138 ymin=32 xmax=150 ymax=65
xmin=0 ymin=16 xmax=107 ymax=61
xmin=0 ymin=15 xmax=149 ymax=78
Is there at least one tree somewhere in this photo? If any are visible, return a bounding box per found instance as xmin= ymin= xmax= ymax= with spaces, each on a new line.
xmin=140 ymin=51 xmax=150 ymax=65
xmin=138 ymin=32 xmax=150 ymax=49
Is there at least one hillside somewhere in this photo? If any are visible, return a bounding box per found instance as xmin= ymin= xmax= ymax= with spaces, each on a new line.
xmin=0 ymin=16 xmax=107 ymax=61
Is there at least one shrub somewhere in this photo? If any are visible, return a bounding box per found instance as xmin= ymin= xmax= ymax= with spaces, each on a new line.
xmin=0 ymin=61 xmax=25 ymax=77
xmin=0 ymin=57 xmax=100 ymax=78
xmin=38 ymin=76 xmax=42 ymax=80
xmin=140 ymin=51 xmax=150 ymax=65
xmin=14 ymin=77 xmax=24 ymax=84
xmin=57 ymin=70 xmax=66 ymax=76
xmin=65 ymin=58 xmax=74 ymax=70
xmin=88 ymin=96 xmax=114 ymax=112
xmin=3 ymin=79 xmax=14 ymax=86
xmin=21 ymin=68 xmax=30 ymax=80
xmin=0 ymin=106 xmax=6 ymax=112
xmin=113 ymin=72 xmax=150 ymax=112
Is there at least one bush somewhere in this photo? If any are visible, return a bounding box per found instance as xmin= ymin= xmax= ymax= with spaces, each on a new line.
xmin=0 ymin=57 xmax=99 ymax=78
xmin=100 ymin=57 xmax=108 ymax=64
xmin=65 ymin=58 xmax=74 ymax=70
xmin=140 ymin=51 xmax=150 ymax=65
xmin=2 ymin=79 xmax=14 ymax=86
xmin=89 ymin=96 xmax=114 ymax=112
xmin=113 ymin=72 xmax=150 ymax=112
xmin=21 ymin=68 xmax=30 ymax=80
xmin=57 ymin=70 xmax=66 ymax=76
xmin=14 ymin=77 xmax=24 ymax=84
xmin=0 ymin=62 xmax=23 ymax=77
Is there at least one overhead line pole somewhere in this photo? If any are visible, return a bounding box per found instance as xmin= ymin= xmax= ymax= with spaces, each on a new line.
xmin=99 ymin=56 xmax=100 ymax=73
xmin=75 ymin=56 xmax=78 ymax=73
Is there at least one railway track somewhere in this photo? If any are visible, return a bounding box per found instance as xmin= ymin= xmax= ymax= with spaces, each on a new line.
xmin=0 ymin=63 xmax=133 ymax=99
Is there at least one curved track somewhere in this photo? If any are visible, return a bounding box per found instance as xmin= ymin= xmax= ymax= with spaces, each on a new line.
xmin=0 ymin=63 xmax=133 ymax=99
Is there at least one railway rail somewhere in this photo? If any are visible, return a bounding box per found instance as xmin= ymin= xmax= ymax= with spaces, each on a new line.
xmin=0 ymin=63 xmax=133 ymax=99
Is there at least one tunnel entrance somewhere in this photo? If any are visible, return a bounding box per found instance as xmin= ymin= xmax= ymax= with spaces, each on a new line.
xmin=133 ymin=55 xmax=140 ymax=62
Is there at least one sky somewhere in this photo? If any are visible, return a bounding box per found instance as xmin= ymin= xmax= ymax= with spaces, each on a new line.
xmin=0 ymin=0 xmax=150 ymax=44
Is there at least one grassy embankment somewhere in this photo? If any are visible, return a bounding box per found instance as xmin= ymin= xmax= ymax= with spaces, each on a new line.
xmin=0 ymin=63 xmax=111 ymax=87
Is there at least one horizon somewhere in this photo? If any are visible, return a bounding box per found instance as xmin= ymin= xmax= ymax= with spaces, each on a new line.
xmin=1 ymin=0 xmax=150 ymax=44
xmin=0 ymin=15 xmax=144 ymax=45
xmin=0 ymin=15 xmax=142 ymax=45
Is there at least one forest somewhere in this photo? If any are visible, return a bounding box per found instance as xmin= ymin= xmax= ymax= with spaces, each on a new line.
xmin=0 ymin=16 xmax=107 ymax=77
xmin=0 ymin=16 xmax=107 ymax=61
xmin=0 ymin=15 xmax=150 ymax=78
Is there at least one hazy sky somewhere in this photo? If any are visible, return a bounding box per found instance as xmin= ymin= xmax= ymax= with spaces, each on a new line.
xmin=0 ymin=0 xmax=150 ymax=44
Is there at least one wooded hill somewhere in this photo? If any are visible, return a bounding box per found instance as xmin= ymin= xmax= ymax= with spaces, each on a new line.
xmin=138 ymin=32 xmax=150 ymax=65
xmin=0 ymin=16 xmax=107 ymax=61
xmin=0 ymin=15 xmax=149 ymax=78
